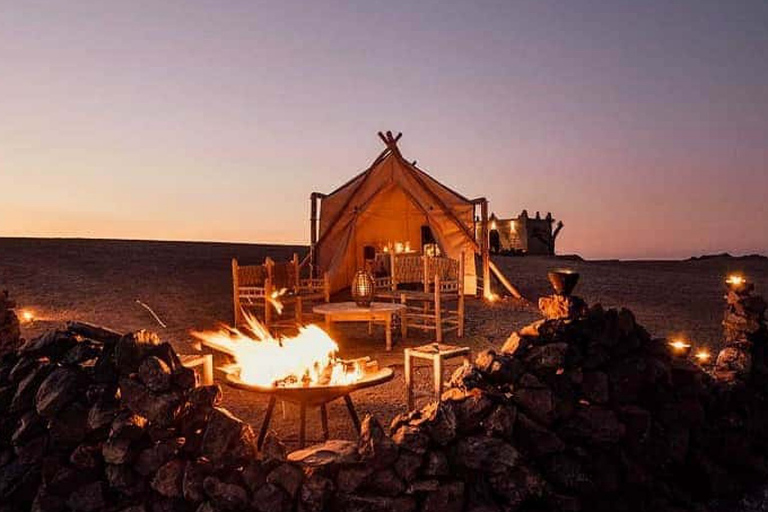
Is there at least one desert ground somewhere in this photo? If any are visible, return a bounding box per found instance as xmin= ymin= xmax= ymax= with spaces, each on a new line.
xmin=1 ymin=237 xmax=767 ymax=450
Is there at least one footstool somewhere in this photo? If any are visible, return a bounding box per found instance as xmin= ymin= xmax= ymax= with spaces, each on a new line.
xmin=404 ymin=343 xmax=471 ymax=409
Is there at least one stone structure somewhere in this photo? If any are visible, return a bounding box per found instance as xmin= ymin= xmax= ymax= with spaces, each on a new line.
xmin=483 ymin=210 xmax=563 ymax=256
xmin=2 ymin=284 xmax=768 ymax=511
xmin=716 ymin=279 xmax=768 ymax=382
xmin=0 ymin=291 xmax=21 ymax=357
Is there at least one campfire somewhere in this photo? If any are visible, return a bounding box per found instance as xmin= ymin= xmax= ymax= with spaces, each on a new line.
xmin=192 ymin=312 xmax=367 ymax=388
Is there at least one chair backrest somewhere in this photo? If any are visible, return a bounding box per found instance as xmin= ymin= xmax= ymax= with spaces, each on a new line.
xmin=426 ymin=256 xmax=460 ymax=283
xmin=393 ymin=254 xmax=424 ymax=285
xmin=235 ymin=261 xmax=268 ymax=287
xmin=266 ymin=257 xmax=298 ymax=291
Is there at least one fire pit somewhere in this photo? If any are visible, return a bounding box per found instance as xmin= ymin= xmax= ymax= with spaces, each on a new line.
xmin=225 ymin=367 xmax=394 ymax=449
xmin=192 ymin=312 xmax=394 ymax=448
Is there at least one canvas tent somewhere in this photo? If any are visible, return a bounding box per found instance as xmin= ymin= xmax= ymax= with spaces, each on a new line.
xmin=310 ymin=131 xmax=490 ymax=295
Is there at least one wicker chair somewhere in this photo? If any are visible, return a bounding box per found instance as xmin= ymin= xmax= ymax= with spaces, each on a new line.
xmin=375 ymin=253 xmax=465 ymax=342
xmin=232 ymin=254 xmax=329 ymax=331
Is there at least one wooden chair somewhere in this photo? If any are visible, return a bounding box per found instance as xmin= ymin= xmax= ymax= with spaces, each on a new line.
xmin=232 ymin=255 xmax=329 ymax=331
xmin=375 ymin=253 xmax=465 ymax=342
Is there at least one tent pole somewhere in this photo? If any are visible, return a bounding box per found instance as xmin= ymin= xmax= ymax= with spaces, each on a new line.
xmin=480 ymin=199 xmax=490 ymax=298
xmin=310 ymin=192 xmax=323 ymax=278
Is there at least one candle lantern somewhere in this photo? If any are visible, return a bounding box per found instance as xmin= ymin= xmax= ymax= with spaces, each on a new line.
xmin=668 ymin=339 xmax=692 ymax=358
xmin=694 ymin=348 xmax=712 ymax=365
xmin=726 ymin=274 xmax=752 ymax=294
xmin=351 ymin=270 xmax=375 ymax=307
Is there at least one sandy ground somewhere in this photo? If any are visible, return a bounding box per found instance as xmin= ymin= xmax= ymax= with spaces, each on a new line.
xmin=1 ymin=237 xmax=767 ymax=449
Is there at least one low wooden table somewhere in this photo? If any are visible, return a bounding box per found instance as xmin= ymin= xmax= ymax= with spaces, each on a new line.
xmin=313 ymin=302 xmax=407 ymax=351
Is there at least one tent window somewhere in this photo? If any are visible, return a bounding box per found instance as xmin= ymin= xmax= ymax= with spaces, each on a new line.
xmin=363 ymin=245 xmax=376 ymax=261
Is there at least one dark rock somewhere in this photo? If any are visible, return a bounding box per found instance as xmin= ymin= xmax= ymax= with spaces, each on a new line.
xmin=359 ymin=415 xmax=398 ymax=467
xmin=61 ymin=341 xmax=102 ymax=366
xmin=423 ymin=450 xmax=449 ymax=477
xmin=524 ymin=343 xmax=569 ymax=372
xmin=298 ymin=472 xmax=334 ymax=512
xmin=581 ymin=371 xmax=609 ymax=404
xmin=87 ymin=398 xmax=120 ymax=433
xmin=391 ymin=424 xmax=429 ymax=454
xmin=135 ymin=438 xmax=184 ymax=476
xmin=475 ymin=349 xmax=523 ymax=384
xmin=20 ymin=330 xmax=78 ymax=359
xmin=252 ymin=483 xmax=291 ymax=512
xmin=48 ymin=402 xmax=89 ymax=446
xmin=332 ymin=494 xmax=416 ymax=512
xmin=15 ymin=435 xmax=48 ymax=465
xmin=138 ymin=356 xmax=172 ymax=393
xmin=261 ymin=431 xmax=287 ymax=463
xmin=111 ymin=411 xmax=148 ymax=441
xmin=151 ymin=458 xmax=186 ymax=498
xmin=183 ymin=459 xmax=212 ymax=503
xmin=35 ymin=367 xmax=82 ymax=418
xmin=267 ymin=463 xmax=304 ymax=498
xmin=442 ymin=387 xmax=494 ymax=433
xmin=394 ymin=450 xmax=423 ymax=482
xmin=241 ymin=460 xmax=267 ymax=495
xmin=12 ymin=410 xmax=46 ymax=445
xmin=103 ymin=436 xmax=134 ymax=464
xmin=365 ymin=468 xmax=405 ymax=496
xmin=106 ymin=463 xmax=146 ymax=497
xmin=422 ymin=480 xmax=464 ymax=512
xmin=66 ymin=321 xmax=123 ymax=345
xmin=561 ymin=407 xmax=625 ymax=445
xmin=488 ymin=467 xmax=545 ymax=509
xmin=513 ymin=413 xmax=565 ymax=456
xmin=200 ymin=407 xmax=257 ymax=466
xmin=541 ymin=453 xmax=593 ymax=492
xmin=11 ymin=363 xmax=53 ymax=412
xmin=203 ymin=476 xmax=248 ymax=511
xmin=119 ymin=377 xmax=183 ymax=427
xmin=513 ymin=386 xmax=556 ymax=425
xmin=115 ymin=330 xmax=161 ymax=374
xmin=66 ymin=481 xmax=106 ymax=512
xmin=70 ymin=443 xmax=102 ymax=470
xmin=454 ymin=436 xmax=520 ymax=473
xmin=287 ymin=439 xmax=359 ymax=467
xmin=484 ymin=404 xmax=517 ymax=439
xmin=336 ymin=464 xmax=373 ymax=493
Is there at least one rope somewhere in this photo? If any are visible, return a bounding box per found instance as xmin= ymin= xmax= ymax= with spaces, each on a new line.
xmin=135 ymin=299 xmax=167 ymax=328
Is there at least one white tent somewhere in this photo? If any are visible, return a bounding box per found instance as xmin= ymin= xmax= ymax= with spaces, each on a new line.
xmin=309 ymin=132 xmax=490 ymax=295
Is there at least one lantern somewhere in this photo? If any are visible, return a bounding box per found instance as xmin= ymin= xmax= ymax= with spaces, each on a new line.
xmin=351 ymin=270 xmax=375 ymax=307
xmin=547 ymin=269 xmax=580 ymax=296
xmin=668 ymin=339 xmax=692 ymax=358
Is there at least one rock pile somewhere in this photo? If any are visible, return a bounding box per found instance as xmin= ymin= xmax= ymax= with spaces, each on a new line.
xmin=2 ymin=283 xmax=768 ymax=512
xmin=716 ymin=279 xmax=768 ymax=382
xmin=0 ymin=291 xmax=21 ymax=357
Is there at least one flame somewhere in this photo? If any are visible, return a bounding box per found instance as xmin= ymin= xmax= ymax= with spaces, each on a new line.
xmin=21 ymin=310 xmax=34 ymax=323
xmin=726 ymin=275 xmax=746 ymax=286
xmin=668 ymin=339 xmax=691 ymax=351
xmin=485 ymin=291 xmax=500 ymax=303
xmin=694 ymin=349 xmax=711 ymax=364
xmin=191 ymin=312 xmax=363 ymax=388
xmin=267 ymin=288 xmax=287 ymax=315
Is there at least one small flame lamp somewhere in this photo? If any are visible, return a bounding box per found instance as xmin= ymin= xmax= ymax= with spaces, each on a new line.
xmin=726 ymin=274 xmax=752 ymax=294
xmin=694 ymin=348 xmax=712 ymax=366
xmin=351 ymin=270 xmax=375 ymax=307
xmin=547 ymin=269 xmax=580 ymax=296
xmin=668 ymin=339 xmax=692 ymax=358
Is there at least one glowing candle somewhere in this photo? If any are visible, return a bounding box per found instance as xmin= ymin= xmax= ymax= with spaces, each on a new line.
xmin=668 ymin=338 xmax=692 ymax=358
xmin=694 ymin=349 xmax=711 ymax=365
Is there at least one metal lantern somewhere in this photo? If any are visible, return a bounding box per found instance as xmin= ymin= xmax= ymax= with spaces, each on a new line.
xmin=351 ymin=269 xmax=375 ymax=307
xmin=547 ymin=269 xmax=580 ymax=296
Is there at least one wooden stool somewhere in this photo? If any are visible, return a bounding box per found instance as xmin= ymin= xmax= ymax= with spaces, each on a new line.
xmin=179 ymin=354 xmax=214 ymax=386
xmin=404 ymin=343 xmax=471 ymax=409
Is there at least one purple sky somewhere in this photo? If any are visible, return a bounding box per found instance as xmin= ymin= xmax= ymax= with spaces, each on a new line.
xmin=1 ymin=0 xmax=766 ymax=259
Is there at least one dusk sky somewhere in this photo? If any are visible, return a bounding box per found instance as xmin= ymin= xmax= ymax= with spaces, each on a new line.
xmin=1 ymin=0 xmax=766 ymax=259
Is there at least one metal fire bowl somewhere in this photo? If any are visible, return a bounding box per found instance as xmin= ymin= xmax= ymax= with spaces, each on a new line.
xmin=547 ymin=270 xmax=580 ymax=296
xmin=224 ymin=367 xmax=394 ymax=406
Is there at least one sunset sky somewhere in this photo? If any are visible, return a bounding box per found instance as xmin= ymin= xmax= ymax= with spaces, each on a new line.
xmin=1 ymin=0 xmax=766 ymax=259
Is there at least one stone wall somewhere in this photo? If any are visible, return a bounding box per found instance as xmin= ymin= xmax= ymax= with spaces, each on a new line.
xmin=1 ymin=284 xmax=767 ymax=512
